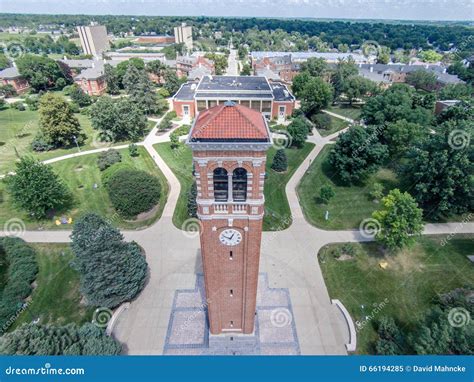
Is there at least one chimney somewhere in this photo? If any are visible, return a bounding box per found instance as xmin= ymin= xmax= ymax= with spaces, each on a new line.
xmin=92 ymin=62 xmax=95 ymax=68
xmin=443 ymin=68 xmax=447 ymax=73
xmin=370 ymin=66 xmax=373 ymax=73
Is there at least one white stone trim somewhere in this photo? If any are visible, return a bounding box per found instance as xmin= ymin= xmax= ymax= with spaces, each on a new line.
xmin=332 ymin=299 xmax=357 ymax=352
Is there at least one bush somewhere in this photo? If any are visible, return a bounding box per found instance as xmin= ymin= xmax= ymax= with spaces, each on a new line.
xmin=70 ymin=85 xmax=92 ymax=107
xmin=370 ymin=182 xmax=384 ymax=200
xmin=187 ymin=182 xmax=198 ymax=218
xmin=271 ymin=149 xmax=288 ymax=172
xmin=0 ymin=238 xmax=38 ymax=334
xmin=287 ymin=118 xmax=309 ymax=148
xmin=170 ymin=124 xmax=191 ymax=148
xmin=319 ymin=184 xmax=335 ymax=204
xmin=105 ymin=169 xmax=161 ymax=218
xmin=101 ymin=163 xmax=134 ymax=187
xmin=128 ymin=143 xmax=139 ymax=157
xmin=0 ymin=84 xmax=17 ymax=98
xmin=24 ymin=95 xmax=39 ymax=111
xmin=158 ymin=111 xmax=177 ymax=131
xmin=97 ymin=149 xmax=122 ymax=171
xmin=31 ymin=132 xmax=53 ymax=152
xmin=11 ymin=102 xmax=25 ymax=111
xmin=312 ymin=113 xmax=332 ymax=130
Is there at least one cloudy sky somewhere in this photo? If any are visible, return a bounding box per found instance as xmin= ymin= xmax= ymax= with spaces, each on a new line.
xmin=1 ymin=0 xmax=473 ymax=21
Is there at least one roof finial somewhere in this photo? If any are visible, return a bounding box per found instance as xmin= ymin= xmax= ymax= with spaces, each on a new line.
xmin=224 ymin=100 xmax=236 ymax=107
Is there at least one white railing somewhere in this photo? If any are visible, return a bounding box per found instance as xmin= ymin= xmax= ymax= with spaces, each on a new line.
xmin=232 ymin=204 xmax=247 ymax=214
xmin=214 ymin=204 xmax=228 ymax=213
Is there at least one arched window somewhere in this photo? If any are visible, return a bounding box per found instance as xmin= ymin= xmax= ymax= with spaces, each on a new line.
xmin=213 ymin=168 xmax=228 ymax=201
xmin=232 ymin=168 xmax=247 ymax=202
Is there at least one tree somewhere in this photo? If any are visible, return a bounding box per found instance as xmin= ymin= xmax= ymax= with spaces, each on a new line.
xmin=406 ymin=70 xmax=437 ymax=90
xmin=205 ymin=52 xmax=228 ymax=74
xmin=375 ymin=317 xmax=404 ymax=355
xmin=0 ymin=53 xmax=9 ymax=70
xmin=319 ymin=184 xmax=335 ymax=204
xmin=6 ymin=157 xmax=72 ymax=219
xmin=69 ymin=84 xmax=92 ymax=107
xmin=419 ymin=50 xmax=442 ymax=63
xmin=287 ymin=118 xmax=310 ymax=148
xmin=38 ymin=93 xmax=84 ymax=147
xmin=115 ymin=58 xmax=145 ymax=87
xmin=90 ymin=97 xmax=148 ymax=142
xmin=377 ymin=46 xmax=391 ymax=64
xmin=300 ymin=77 xmax=333 ymax=116
xmin=104 ymin=63 xmax=120 ymax=95
xmin=123 ymin=64 xmax=158 ymax=115
xmin=370 ymin=182 xmax=384 ymax=201
xmin=16 ymin=54 xmax=67 ymax=92
xmin=271 ymin=149 xmax=288 ymax=172
xmin=291 ymin=71 xmax=311 ymax=98
xmin=0 ymin=323 xmax=121 ymax=355
xmin=403 ymin=119 xmax=472 ymax=219
xmin=331 ymin=57 xmax=359 ymax=100
xmin=237 ymin=45 xmax=248 ymax=60
xmin=384 ymin=119 xmax=426 ymax=157
xmin=372 ymin=189 xmax=424 ymax=251
xmin=70 ymin=213 xmax=148 ymax=308
xmin=163 ymin=69 xmax=181 ymax=95
xmin=187 ymin=181 xmax=198 ymax=218
xmin=438 ymin=83 xmax=472 ymax=100
xmin=240 ymin=63 xmax=251 ymax=75
xmin=300 ymin=57 xmax=328 ymax=77
xmin=0 ymin=84 xmax=17 ymax=98
xmin=329 ymin=126 xmax=388 ymax=184
xmin=342 ymin=75 xmax=377 ymax=104
xmin=128 ymin=143 xmax=139 ymax=157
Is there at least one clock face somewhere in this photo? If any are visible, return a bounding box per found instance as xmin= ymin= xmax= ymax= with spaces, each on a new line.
xmin=219 ymin=229 xmax=242 ymax=246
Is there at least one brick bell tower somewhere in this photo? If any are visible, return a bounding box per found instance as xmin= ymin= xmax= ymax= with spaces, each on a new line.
xmin=186 ymin=101 xmax=272 ymax=335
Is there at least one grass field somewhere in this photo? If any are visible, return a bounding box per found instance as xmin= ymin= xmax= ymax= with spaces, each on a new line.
xmin=9 ymin=243 xmax=95 ymax=330
xmin=318 ymin=235 xmax=474 ymax=354
xmin=297 ymin=145 xmax=399 ymax=230
xmin=153 ymin=143 xmax=194 ymax=229
xmin=0 ymin=146 xmax=169 ymax=230
xmin=317 ymin=115 xmax=349 ymax=137
xmin=154 ymin=142 xmax=314 ymax=231
xmin=263 ymin=143 xmax=314 ymax=230
xmin=326 ymin=104 xmax=363 ymax=120
xmin=0 ymin=108 xmax=152 ymax=174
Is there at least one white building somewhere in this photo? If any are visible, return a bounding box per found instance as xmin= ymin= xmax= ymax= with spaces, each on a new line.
xmin=174 ymin=23 xmax=193 ymax=50
xmin=77 ymin=24 xmax=110 ymax=57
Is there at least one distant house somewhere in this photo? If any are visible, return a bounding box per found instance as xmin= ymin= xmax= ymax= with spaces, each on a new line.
xmin=134 ymin=35 xmax=175 ymax=46
xmin=0 ymin=66 xmax=30 ymax=94
xmin=176 ymin=55 xmax=215 ymax=78
xmin=58 ymin=58 xmax=97 ymax=77
xmin=435 ymin=100 xmax=461 ymax=115
xmin=173 ymin=75 xmax=295 ymax=122
xmin=358 ymin=63 xmax=464 ymax=89
xmin=74 ymin=64 xmax=107 ymax=96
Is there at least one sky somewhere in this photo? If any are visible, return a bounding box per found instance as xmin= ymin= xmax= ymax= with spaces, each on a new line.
xmin=0 ymin=0 xmax=473 ymax=21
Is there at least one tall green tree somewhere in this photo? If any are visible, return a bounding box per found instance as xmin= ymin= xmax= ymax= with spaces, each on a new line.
xmin=38 ymin=93 xmax=84 ymax=147
xmin=300 ymin=57 xmax=329 ymax=77
xmin=331 ymin=57 xmax=358 ymax=100
xmin=16 ymin=54 xmax=67 ymax=92
xmin=71 ymin=213 xmax=148 ymax=308
xmin=104 ymin=63 xmax=120 ymax=95
xmin=300 ymin=77 xmax=333 ymax=116
xmin=384 ymin=119 xmax=426 ymax=157
xmin=123 ymin=64 xmax=157 ymax=115
xmin=329 ymin=126 xmax=388 ymax=184
xmin=403 ymin=119 xmax=472 ymax=219
xmin=372 ymin=189 xmax=424 ymax=251
xmin=6 ymin=157 xmax=72 ymax=219
xmin=163 ymin=69 xmax=182 ymax=95
xmin=406 ymin=70 xmax=438 ymax=90
xmin=342 ymin=75 xmax=378 ymax=104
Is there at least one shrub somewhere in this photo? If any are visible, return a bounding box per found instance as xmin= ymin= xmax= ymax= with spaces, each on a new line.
xmin=312 ymin=113 xmax=332 ymax=130
xmin=187 ymin=182 xmax=198 ymax=218
xmin=11 ymin=102 xmax=25 ymax=111
xmin=24 ymin=95 xmax=39 ymax=111
xmin=0 ymin=84 xmax=16 ymax=98
xmin=271 ymin=149 xmax=288 ymax=172
xmin=319 ymin=184 xmax=335 ymax=204
xmin=170 ymin=124 xmax=191 ymax=148
xmin=97 ymin=149 xmax=122 ymax=171
xmin=101 ymin=163 xmax=134 ymax=187
xmin=105 ymin=169 xmax=161 ymax=218
xmin=128 ymin=143 xmax=139 ymax=157
xmin=31 ymin=132 xmax=53 ymax=152
xmin=287 ymin=118 xmax=309 ymax=148
xmin=0 ymin=238 xmax=38 ymax=334
xmin=370 ymin=182 xmax=384 ymax=200
xmin=69 ymin=85 xmax=92 ymax=107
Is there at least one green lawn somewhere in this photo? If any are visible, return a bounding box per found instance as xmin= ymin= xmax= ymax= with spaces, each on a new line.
xmin=9 ymin=243 xmax=94 ymax=330
xmin=317 ymin=115 xmax=349 ymax=137
xmin=153 ymin=142 xmax=194 ymax=229
xmin=263 ymin=143 xmax=314 ymax=230
xmin=326 ymin=104 xmax=363 ymax=120
xmin=318 ymin=235 xmax=474 ymax=354
xmin=297 ymin=145 xmax=399 ymax=230
xmin=0 ymin=146 xmax=169 ymax=230
xmin=154 ymin=142 xmax=314 ymax=231
xmin=0 ymin=107 xmax=148 ymax=174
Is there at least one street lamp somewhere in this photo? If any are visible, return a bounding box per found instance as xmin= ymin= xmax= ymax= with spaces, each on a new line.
xmin=72 ymin=135 xmax=81 ymax=153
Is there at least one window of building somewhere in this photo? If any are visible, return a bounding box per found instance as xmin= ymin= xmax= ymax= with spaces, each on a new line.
xmin=213 ymin=168 xmax=228 ymax=201
xmin=240 ymin=100 xmax=250 ymax=108
xmin=229 ymin=251 xmax=233 ymax=260
xmin=208 ymin=100 xmax=218 ymax=108
xmin=230 ymin=289 xmax=233 ymax=297
xmin=197 ymin=100 xmax=207 ymax=111
xmin=262 ymin=101 xmax=272 ymax=113
xmin=251 ymin=100 xmax=261 ymax=111
xmin=232 ymin=168 xmax=247 ymax=202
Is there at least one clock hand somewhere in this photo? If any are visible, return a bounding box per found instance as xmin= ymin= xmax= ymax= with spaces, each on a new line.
xmin=229 ymin=234 xmax=235 ymax=240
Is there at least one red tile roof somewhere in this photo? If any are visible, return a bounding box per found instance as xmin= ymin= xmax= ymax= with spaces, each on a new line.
xmin=190 ymin=102 xmax=269 ymax=141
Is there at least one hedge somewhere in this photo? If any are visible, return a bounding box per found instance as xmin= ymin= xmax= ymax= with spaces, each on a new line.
xmin=0 ymin=238 xmax=38 ymax=334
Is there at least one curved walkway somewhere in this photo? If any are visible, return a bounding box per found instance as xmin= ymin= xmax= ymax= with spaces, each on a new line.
xmin=2 ymin=109 xmax=473 ymax=355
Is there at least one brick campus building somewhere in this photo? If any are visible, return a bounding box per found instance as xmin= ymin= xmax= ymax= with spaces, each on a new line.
xmin=173 ymin=75 xmax=295 ymax=122
xmin=187 ymin=101 xmax=272 ymax=334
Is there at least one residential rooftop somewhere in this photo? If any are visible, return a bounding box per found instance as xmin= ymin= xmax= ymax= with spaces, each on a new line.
xmin=0 ymin=66 xmax=21 ymax=79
